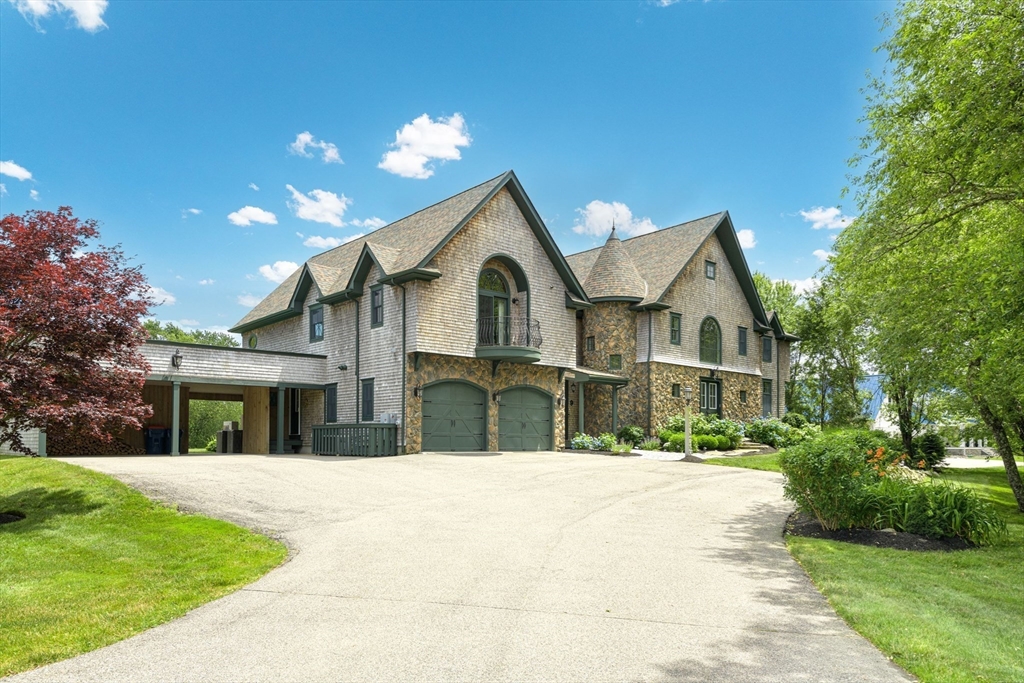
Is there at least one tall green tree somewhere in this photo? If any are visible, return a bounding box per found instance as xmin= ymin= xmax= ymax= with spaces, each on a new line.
xmin=144 ymin=320 xmax=239 ymax=347
xmin=839 ymin=0 xmax=1024 ymax=509
xmin=752 ymin=272 xmax=801 ymax=331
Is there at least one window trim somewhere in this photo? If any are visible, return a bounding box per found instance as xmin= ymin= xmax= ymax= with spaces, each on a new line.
xmin=699 ymin=377 xmax=721 ymax=417
xmin=324 ymin=384 xmax=338 ymax=423
xmin=672 ymin=383 xmax=681 ymax=398
xmin=762 ymin=378 xmax=773 ymax=417
xmin=670 ymin=312 xmax=681 ymax=346
xmin=705 ymin=260 xmax=716 ymax=280
xmin=361 ymin=378 xmax=375 ymax=422
xmin=762 ymin=335 xmax=773 ymax=363
xmin=738 ymin=326 xmax=747 ymax=357
xmin=740 ymin=389 xmax=747 ymax=404
xmin=309 ymin=304 xmax=324 ymax=342
xmin=585 ymin=335 xmax=595 ymax=352
xmin=608 ymin=354 xmax=622 ymax=371
xmin=370 ymin=285 xmax=384 ymax=328
xmin=699 ymin=316 xmax=722 ymax=365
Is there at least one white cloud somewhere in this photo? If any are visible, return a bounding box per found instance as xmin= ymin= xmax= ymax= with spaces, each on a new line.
xmin=29 ymin=189 xmax=39 ymax=201
xmin=378 ymin=113 xmax=471 ymax=179
xmin=181 ymin=208 xmax=202 ymax=218
xmin=800 ymin=206 xmax=855 ymax=230
xmin=179 ymin=318 xmax=199 ymax=326
xmin=350 ymin=217 xmax=386 ymax=230
xmin=286 ymin=184 xmax=351 ymax=227
xmin=787 ymin=277 xmax=821 ymax=296
xmin=737 ymin=229 xmax=757 ymax=249
xmin=237 ymin=293 xmax=262 ymax=307
xmin=288 ymin=131 xmax=343 ymax=164
xmin=248 ymin=182 xmax=260 ymax=191
xmin=303 ymin=233 xmax=364 ymax=249
xmin=147 ymin=286 xmax=176 ymax=306
xmin=11 ymin=0 xmax=107 ymax=31
xmin=258 ymin=260 xmax=299 ymax=284
xmin=198 ymin=278 xmax=215 ymax=285
xmin=0 ymin=160 xmax=32 ymax=181
xmin=572 ymin=200 xmax=657 ymax=238
xmin=227 ymin=205 xmax=277 ymax=226
xmin=655 ymin=0 xmax=680 ymax=5
xmin=0 ymin=183 xmax=6 ymax=196
xmin=812 ymin=249 xmax=833 ymax=262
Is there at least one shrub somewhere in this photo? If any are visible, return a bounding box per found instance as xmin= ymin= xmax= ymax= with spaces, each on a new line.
xmin=743 ymin=418 xmax=792 ymax=448
xmin=205 ymin=437 xmax=217 ymax=452
xmin=698 ymin=435 xmax=720 ymax=451
xmin=657 ymin=429 xmax=675 ymax=445
xmin=779 ymin=430 xmax=1005 ymax=544
xmin=782 ymin=412 xmax=809 ymax=428
xmin=667 ymin=433 xmax=687 ymax=452
xmin=597 ymin=433 xmax=617 ymax=451
xmin=639 ymin=438 xmax=662 ymax=451
xmin=617 ymin=425 xmax=645 ymax=447
xmin=910 ymin=432 xmax=946 ymax=470
xmin=870 ymin=478 xmax=1006 ymax=545
xmin=778 ymin=433 xmax=886 ymax=530
xmin=716 ymin=435 xmax=732 ymax=450
xmin=571 ymin=433 xmax=601 ymax=450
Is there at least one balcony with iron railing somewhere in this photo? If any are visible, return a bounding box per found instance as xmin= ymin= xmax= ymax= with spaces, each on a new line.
xmin=475 ymin=315 xmax=542 ymax=363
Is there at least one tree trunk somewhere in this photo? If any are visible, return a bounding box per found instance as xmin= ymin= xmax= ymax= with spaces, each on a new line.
xmin=892 ymin=380 xmax=915 ymax=456
xmin=967 ymin=360 xmax=1024 ymax=512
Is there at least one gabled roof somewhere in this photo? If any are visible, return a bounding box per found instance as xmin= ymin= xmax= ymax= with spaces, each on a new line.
xmin=565 ymin=211 xmax=773 ymax=329
xmin=232 ymin=170 xmax=589 ymax=334
xmin=768 ymin=310 xmax=800 ymax=341
xmin=582 ymin=227 xmax=648 ymax=302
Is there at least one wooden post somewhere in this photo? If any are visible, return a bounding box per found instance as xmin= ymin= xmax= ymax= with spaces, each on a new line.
xmin=578 ymin=382 xmax=585 ymax=435
xmin=612 ymin=386 xmax=619 ymax=435
xmin=276 ymin=387 xmax=285 ymax=454
xmin=171 ymin=381 xmax=181 ymax=456
xmin=242 ymin=386 xmax=270 ymax=454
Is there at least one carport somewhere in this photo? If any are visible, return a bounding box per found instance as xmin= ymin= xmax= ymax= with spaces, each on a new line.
xmin=137 ymin=340 xmax=328 ymax=455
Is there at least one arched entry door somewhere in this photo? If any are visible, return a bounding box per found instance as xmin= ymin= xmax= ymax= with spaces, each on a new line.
xmin=498 ymin=387 xmax=552 ymax=451
xmin=421 ymin=381 xmax=487 ymax=451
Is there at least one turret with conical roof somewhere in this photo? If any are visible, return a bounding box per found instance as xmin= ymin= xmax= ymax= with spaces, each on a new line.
xmin=582 ymin=226 xmax=648 ymax=301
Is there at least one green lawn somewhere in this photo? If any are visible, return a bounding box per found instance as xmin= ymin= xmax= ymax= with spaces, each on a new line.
xmin=0 ymin=456 xmax=286 ymax=677
xmin=702 ymin=452 xmax=782 ymax=472
xmin=788 ymin=468 xmax=1024 ymax=683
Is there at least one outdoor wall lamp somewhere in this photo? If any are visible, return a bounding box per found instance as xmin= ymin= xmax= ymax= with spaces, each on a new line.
xmin=413 ymin=385 xmax=421 ymax=398
xmin=171 ymin=350 xmax=183 ymax=369
xmin=512 ymin=297 xmax=519 ymax=304
xmin=492 ymin=392 xmax=501 ymax=403
xmin=337 ymin=364 xmax=348 ymax=371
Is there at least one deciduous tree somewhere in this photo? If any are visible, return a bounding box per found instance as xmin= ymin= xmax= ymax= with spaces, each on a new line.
xmin=0 ymin=208 xmax=152 ymax=454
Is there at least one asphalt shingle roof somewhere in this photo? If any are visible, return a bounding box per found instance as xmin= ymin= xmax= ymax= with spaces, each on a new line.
xmin=566 ymin=212 xmax=725 ymax=307
xmin=582 ymin=227 xmax=648 ymax=301
xmin=233 ymin=173 xmax=508 ymax=330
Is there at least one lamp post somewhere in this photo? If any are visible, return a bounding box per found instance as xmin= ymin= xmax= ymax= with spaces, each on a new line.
xmin=683 ymin=386 xmax=693 ymax=457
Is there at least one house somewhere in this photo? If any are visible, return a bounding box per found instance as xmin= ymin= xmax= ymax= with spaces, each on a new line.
xmin=3 ymin=170 xmax=794 ymax=457
xmin=564 ymin=215 xmax=796 ymax=439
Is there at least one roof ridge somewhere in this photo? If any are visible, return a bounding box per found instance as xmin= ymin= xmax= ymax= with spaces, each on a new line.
xmin=309 ymin=171 xmax=510 ymax=262
xmin=616 ymin=211 xmax=726 ymax=243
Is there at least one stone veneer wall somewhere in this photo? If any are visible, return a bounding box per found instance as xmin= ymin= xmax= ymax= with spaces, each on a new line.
xmin=577 ymin=302 xmax=645 ymax=436
xmin=405 ymin=353 xmax=564 ymax=454
xmin=647 ymin=362 xmax=762 ymax=429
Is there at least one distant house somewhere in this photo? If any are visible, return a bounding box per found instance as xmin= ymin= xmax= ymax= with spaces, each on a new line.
xmin=8 ymin=171 xmax=795 ymax=456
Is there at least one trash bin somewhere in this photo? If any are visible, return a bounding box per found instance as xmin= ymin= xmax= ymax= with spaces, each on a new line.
xmin=145 ymin=426 xmax=167 ymax=455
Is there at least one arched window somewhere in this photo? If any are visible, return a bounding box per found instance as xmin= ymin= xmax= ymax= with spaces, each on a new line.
xmin=478 ymin=269 xmax=509 ymax=345
xmin=699 ymin=317 xmax=721 ymax=364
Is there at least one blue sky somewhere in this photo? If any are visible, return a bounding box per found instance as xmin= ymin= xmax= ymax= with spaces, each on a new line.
xmin=0 ymin=0 xmax=892 ymax=334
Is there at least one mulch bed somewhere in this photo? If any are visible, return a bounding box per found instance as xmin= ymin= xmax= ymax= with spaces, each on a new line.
xmin=785 ymin=511 xmax=972 ymax=552
xmin=0 ymin=510 xmax=26 ymax=525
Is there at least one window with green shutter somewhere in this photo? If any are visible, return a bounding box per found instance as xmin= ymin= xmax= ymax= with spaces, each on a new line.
xmin=670 ymin=313 xmax=681 ymax=345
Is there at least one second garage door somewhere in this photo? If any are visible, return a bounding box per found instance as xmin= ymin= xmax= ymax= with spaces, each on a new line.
xmin=498 ymin=387 xmax=552 ymax=451
xmin=421 ymin=381 xmax=487 ymax=452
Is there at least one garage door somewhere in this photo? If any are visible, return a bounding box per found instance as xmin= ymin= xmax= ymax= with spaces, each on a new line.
xmin=498 ymin=387 xmax=552 ymax=451
xmin=421 ymin=382 xmax=487 ymax=452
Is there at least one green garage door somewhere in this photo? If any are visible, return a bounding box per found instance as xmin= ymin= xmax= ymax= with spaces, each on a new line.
xmin=422 ymin=382 xmax=487 ymax=452
xmin=498 ymin=387 xmax=552 ymax=451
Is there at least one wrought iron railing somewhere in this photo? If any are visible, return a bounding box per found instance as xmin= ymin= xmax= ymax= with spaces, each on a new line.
xmin=312 ymin=423 xmax=398 ymax=457
xmin=477 ymin=316 xmax=542 ymax=348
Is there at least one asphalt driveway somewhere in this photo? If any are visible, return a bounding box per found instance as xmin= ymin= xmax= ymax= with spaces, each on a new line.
xmin=9 ymin=452 xmax=911 ymax=682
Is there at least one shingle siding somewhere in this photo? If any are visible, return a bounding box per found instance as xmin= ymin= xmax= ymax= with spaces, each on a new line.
xmin=413 ymin=188 xmax=577 ymax=368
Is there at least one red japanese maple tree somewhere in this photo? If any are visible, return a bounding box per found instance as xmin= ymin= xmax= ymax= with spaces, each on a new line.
xmin=0 ymin=207 xmax=153 ymax=454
